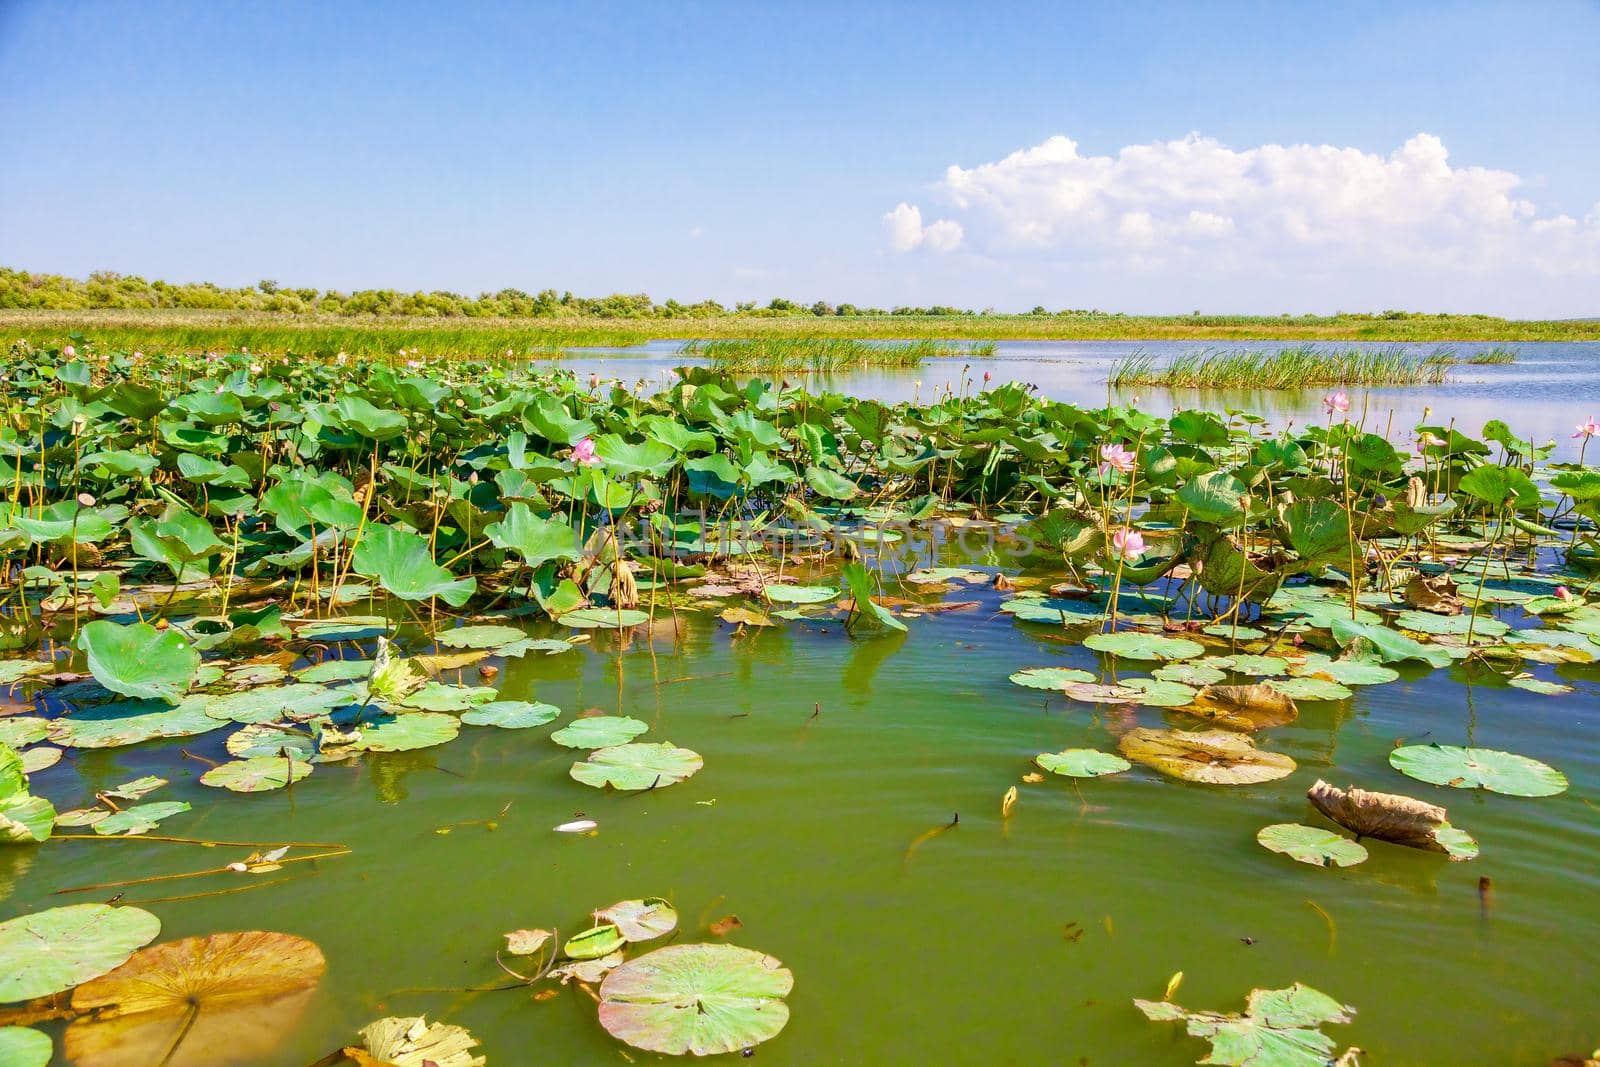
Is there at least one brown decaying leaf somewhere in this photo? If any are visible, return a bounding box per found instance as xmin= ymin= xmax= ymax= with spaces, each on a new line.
xmin=708 ymin=915 xmax=743 ymax=936
xmin=1021 ymin=771 xmax=1045 ymax=784
xmin=1404 ymin=573 xmax=1462 ymax=615
xmin=1306 ymin=779 xmax=1454 ymax=855
xmin=1188 ymin=684 xmax=1299 ymax=731
xmin=1118 ymin=728 xmax=1296 ymax=785
xmin=1001 ymin=786 xmax=1018 ymax=818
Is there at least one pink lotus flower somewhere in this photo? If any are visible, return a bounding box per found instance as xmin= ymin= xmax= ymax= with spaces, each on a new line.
xmin=62 ymin=344 xmax=75 ymax=359
xmin=1573 ymin=417 xmax=1600 ymax=439
xmin=1414 ymin=431 xmax=1444 ymax=454
xmin=570 ymin=438 xmax=600 ymax=467
xmin=982 ymin=371 xmax=992 ymax=385
xmin=1110 ymin=527 xmax=1146 ymax=561
xmin=1555 ymin=585 xmax=1573 ymax=601
xmin=1322 ymin=391 xmax=1350 ymax=415
xmin=1098 ymin=442 xmax=1137 ymax=476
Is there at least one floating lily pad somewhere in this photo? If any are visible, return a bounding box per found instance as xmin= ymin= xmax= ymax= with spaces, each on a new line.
xmin=294 ymin=658 xmax=373 ymax=684
xmin=1389 ymin=744 xmax=1567 ymax=797
xmin=48 ymin=697 xmax=223 ymax=750
xmin=1119 ymin=728 xmax=1296 ymax=785
xmin=1288 ymin=654 xmax=1398 ymax=686
xmin=200 ymin=757 xmax=313 ymax=792
xmin=0 ymin=903 xmax=162 ymax=1001
xmin=1083 ymin=632 xmax=1204 ymax=662
xmin=94 ymin=801 xmax=192 ymax=836
xmin=1153 ymin=661 xmax=1227 ymax=686
xmin=1034 ymin=749 xmax=1131 ymax=778
xmin=762 ymin=584 xmax=839 ymax=605
xmin=904 ymin=567 xmax=985 ymax=584
xmin=497 ymin=637 xmax=576 ymax=658
xmin=204 ymin=683 xmax=347 ymax=724
xmin=1256 ymin=823 xmax=1368 ymax=867
xmin=1395 ymin=610 xmax=1509 ymax=638
xmin=0 ymin=660 xmax=51 ymax=686
xmin=595 ymin=898 xmax=679 ymax=942
xmin=77 ymin=620 xmax=200 ymax=704
xmin=598 ymin=943 xmax=793 ymax=1057
xmin=355 ymin=1016 xmax=485 ymax=1067
xmin=1135 ymin=982 xmax=1356 ymax=1067
xmin=1008 ymin=666 xmax=1097 ymax=690
xmin=0 ymin=717 xmax=49 ymax=749
xmin=436 ymin=624 xmax=526 ymax=649
xmin=1507 ymin=674 xmax=1573 ymax=695
xmin=571 ymin=742 xmax=703 ymax=790
xmin=395 ymin=683 xmax=496 ymax=713
xmin=226 ymin=723 xmax=316 ymax=760
xmin=18 ymin=745 xmax=59 ymax=774
xmin=1209 ymin=653 xmax=1289 ymax=677
xmin=1121 ymin=677 xmax=1198 ymax=707
xmin=551 ymin=715 xmax=648 ymax=749
xmin=1269 ymin=676 xmax=1353 ymax=702
xmin=561 ymin=607 xmax=650 ymax=630
xmin=346 ymin=712 xmax=460 ymax=753
xmin=461 ymin=701 xmax=560 ymax=729
xmin=0 ymin=1028 xmax=50 ymax=1067
xmin=1000 ymin=596 xmax=1102 ymax=625
xmin=64 ymin=931 xmax=325 ymax=1067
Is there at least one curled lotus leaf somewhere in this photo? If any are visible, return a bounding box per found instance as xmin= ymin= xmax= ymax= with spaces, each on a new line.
xmin=550 ymin=715 xmax=647 ymax=749
xmin=598 ymin=943 xmax=793 ymax=1057
xmin=1034 ymin=749 xmax=1131 ymax=778
xmin=0 ymin=903 xmax=162 ymax=1001
xmin=1389 ymin=744 xmax=1567 ymax=797
xmin=460 ymin=701 xmax=560 ymax=729
xmin=565 ymin=923 xmax=626 ymax=960
xmin=1082 ymin=632 xmax=1204 ymax=662
xmin=1306 ymin=779 xmax=1478 ymax=860
xmin=1188 ymin=684 xmax=1299 ymax=731
xmin=1119 ymin=728 xmax=1296 ymax=785
xmin=571 ymin=742 xmax=703 ymax=791
xmin=64 ymin=931 xmax=325 ymax=1066
xmin=595 ymin=897 xmax=679 ymax=942
xmin=200 ymin=757 xmax=313 ymax=792
xmin=1256 ymin=823 xmax=1369 ymax=867
xmin=0 ymin=793 xmax=55 ymax=844
xmin=1007 ymin=666 xmax=1097 ymax=690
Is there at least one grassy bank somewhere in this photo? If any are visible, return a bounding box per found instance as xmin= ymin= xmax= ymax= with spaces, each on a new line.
xmin=1108 ymin=344 xmax=1457 ymax=388
xmin=2 ymin=308 xmax=1597 ymax=360
xmin=683 ymin=337 xmax=994 ymax=372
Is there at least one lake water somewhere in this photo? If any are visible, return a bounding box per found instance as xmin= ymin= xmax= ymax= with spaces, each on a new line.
xmin=549 ymin=339 xmax=1600 ymax=462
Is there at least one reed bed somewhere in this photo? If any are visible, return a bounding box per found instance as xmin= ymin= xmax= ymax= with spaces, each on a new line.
xmin=682 ymin=337 xmax=995 ymax=372
xmin=1107 ymin=344 xmax=1455 ymax=389
xmin=1465 ymin=346 xmax=1517 ymax=365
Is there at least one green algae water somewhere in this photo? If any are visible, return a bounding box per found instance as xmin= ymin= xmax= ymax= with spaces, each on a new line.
xmin=5 ymin=591 xmax=1597 ymax=1065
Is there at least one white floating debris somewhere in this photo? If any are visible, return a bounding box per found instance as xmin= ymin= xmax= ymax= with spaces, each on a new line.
xmin=555 ymin=819 xmax=597 ymax=833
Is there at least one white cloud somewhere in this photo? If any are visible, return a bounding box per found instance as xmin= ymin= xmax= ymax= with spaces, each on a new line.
xmin=882 ymin=201 xmax=964 ymax=253
xmin=688 ymin=225 xmax=703 ymax=239
xmin=890 ymin=132 xmax=1600 ymax=279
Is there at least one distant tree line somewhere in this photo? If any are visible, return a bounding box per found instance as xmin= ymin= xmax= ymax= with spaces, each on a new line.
xmin=0 ymin=267 xmax=1494 ymax=322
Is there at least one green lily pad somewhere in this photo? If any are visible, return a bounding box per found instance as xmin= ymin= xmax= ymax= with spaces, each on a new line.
xmin=1507 ymin=674 xmax=1573 ymax=696
xmin=19 ymin=746 xmax=60 ymax=775
xmin=1083 ymin=632 xmax=1204 ymax=662
xmin=1135 ymin=982 xmax=1355 ymax=1067
xmin=0 ymin=903 xmax=161 ymax=1001
xmin=295 ymin=658 xmax=374 ymax=684
xmin=595 ymin=898 xmax=678 ymax=942
xmin=904 ymin=567 xmax=986 ymax=584
xmin=1153 ymin=662 xmax=1228 ymax=686
xmin=351 ymin=525 xmax=477 ymax=607
xmin=436 ymin=624 xmax=527 ymax=649
xmin=1121 ymin=677 xmax=1199 ymax=707
xmin=1268 ymin=677 xmax=1353 ymax=702
xmin=561 ymin=607 xmax=650 ymax=630
xmin=395 ymin=683 xmax=496 ymax=713
xmin=48 ymin=697 xmax=223 ymax=749
xmin=1394 ymin=610 xmax=1509 ymax=638
xmin=551 ymin=715 xmax=648 ymax=749
xmin=1256 ymin=824 xmax=1368 ymax=867
xmin=1000 ymin=596 xmax=1103 ymax=625
xmin=1034 ymin=749 xmax=1131 ymax=778
xmin=762 ymin=584 xmax=839 ymax=605
xmin=1288 ymin=654 xmax=1398 ymax=686
xmin=93 ymin=801 xmax=193 ymax=836
xmin=0 ymin=660 xmax=51 ymax=686
xmin=226 ymin=723 xmax=316 ymax=760
xmin=0 ymin=794 xmax=55 ymax=843
xmin=0 ymin=1027 xmax=50 ymax=1067
xmin=1389 ymin=744 xmax=1567 ymax=797
xmin=570 ymin=742 xmax=703 ymax=791
xmin=347 ymin=712 xmax=461 ymax=753
xmin=1008 ymin=667 xmax=1097 ymax=690
xmin=1209 ymin=654 xmax=1289 ymax=677
xmin=76 ymin=620 xmax=200 ymax=704
xmin=204 ymin=683 xmax=347 ymax=724
xmin=598 ymin=943 xmax=793 ymax=1056
xmin=200 ymin=757 xmax=313 ymax=792
xmin=460 ymin=701 xmax=560 ymax=729
xmin=0 ymin=717 xmax=49 ymax=749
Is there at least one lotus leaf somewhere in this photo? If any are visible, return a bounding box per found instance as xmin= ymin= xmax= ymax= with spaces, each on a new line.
xmin=1256 ymin=823 xmax=1368 ymax=867
xmin=1135 ymin=982 xmax=1355 ymax=1067
xmin=435 ymin=624 xmax=527 ymax=649
xmin=0 ymin=903 xmax=162 ymax=1001
xmin=1389 ymin=744 xmax=1567 ymax=797
xmin=77 ymin=620 xmax=200 ymax=703
xmin=200 ymin=757 xmax=313 ymax=792
xmin=351 ymin=526 xmax=476 ymax=606
xmin=598 ymin=943 xmax=793 ymax=1056
xmin=94 ymin=801 xmax=192 ymax=836
xmin=345 ymin=712 xmax=460 ymax=753
xmin=551 ymin=715 xmax=647 ymax=749
xmin=0 ymin=1027 xmax=50 ymax=1067
xmin=561 ymin=606 xmax=650 ymax=629
xmin=595 ymin=898 xmax=679 ymax=942
xmin=565 ymin=923 xmax=627 ymax=959
xmin=1083 ymin=632 xmax=1204 ymax=662
xmin=356 ymin=1016 xmax=485 ymax=1067
xmin=204 ymin=683 xmax=347 ymax=724
xmin=1008 ymin=666 xmax=1097 ymax=690
xmin=1306 ymin=779 xmax=1478 ymax=860
xmin=1034 ymin=749 xmax=1131 ymax=778
xmin=1119 ymin=728 xmax=1296 ymax=784
xmin=460 ymin=701 xmax=560 ymax=729
xmin=571 ymin=742 xmax=704 ymax=790
xmin=762 ymin=583 xmax=839 ymax=605
xmin=49 ymin=697 xmax=223 ymax=749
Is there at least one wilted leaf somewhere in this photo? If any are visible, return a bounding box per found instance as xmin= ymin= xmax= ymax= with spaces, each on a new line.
xmin=1306 ymin=779 xmax=1478 ymax=860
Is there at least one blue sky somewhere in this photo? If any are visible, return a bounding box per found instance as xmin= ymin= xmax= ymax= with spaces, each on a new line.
xmin=2 ymin=1 xmax=1596 ymax=314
